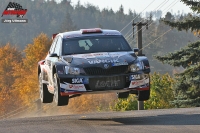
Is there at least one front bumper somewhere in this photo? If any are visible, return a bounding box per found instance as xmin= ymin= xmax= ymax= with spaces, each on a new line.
xmin=58 ymin=73 xmax=150 ymax=96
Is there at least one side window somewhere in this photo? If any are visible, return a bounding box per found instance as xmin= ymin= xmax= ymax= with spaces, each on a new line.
xmin=49 ymin=37 xmax=58 ymax=54
xmin=54 ymin=36 xmax=62 ymax=56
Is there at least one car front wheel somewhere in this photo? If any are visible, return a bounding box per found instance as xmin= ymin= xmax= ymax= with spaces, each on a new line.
xmin=117 ymin=92 xmax=129 ymax=99
xmin=39 ymin=73 xmax=53 ymax=103
xmin=53 ymin=73 xmax=69 ymax=106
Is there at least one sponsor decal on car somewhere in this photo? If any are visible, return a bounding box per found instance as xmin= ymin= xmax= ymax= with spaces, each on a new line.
xmin=129 ymin=78 xmax=149 ymax=88
xmin=88 ymin=59 xmax=119 ymax=64
xmin=65 ymin=34 xmax=82 ymax=38
xmin=60 ymin=82 xmax=86 ymax=91
xmin=72 ymin=78 xmax=83 ymax=83
xmin=72 ymin=52 xmax=128 ymax=59
xmin=130 ymin=74 xmax=141 ymax=80
xmin=72 ymin=52 xmax=109 ymax=58
xmin=81 ymin=54 xmax=95 ymax=58
xmin=112 ymin=62 xmax=128 ymax=66
xmin=95 ymin=80 xmax=120 ymax=88
xmin=69 ymin=84 xmax=85 ymax=90
xmin=103 ymin=33 xmax=121 ymax=35
xmin=108 ymin=52 xmax=127 ymax=57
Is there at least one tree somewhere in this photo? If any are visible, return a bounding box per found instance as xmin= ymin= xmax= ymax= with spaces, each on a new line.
xmin=164 ymin=12 xmax=175 ymax=22
xmin=110 ymin=73 xmax=174 ymax=111
xmin=155 ymin=0 xmax=200 ymax=107
xmin=0 ymin=44 xmax=23 ymax=116
xmin=110 ymin=95 xmax=138 ymax=111
xmin=0 ymin=43 xmax=22 ymax=90
xmin=13 ymin=33 xmax=52 ymax=105
xmin=145 ymin=73 xmax=174 ymax=109
xmin=116 ymin=4 xmax=125 ymax=20
xmin=59 ymin=12 xmax=77 ymax=32
xmin=118 ymin=4 xmax=124 ymax=15
xmin=60 ymin=0 xmax=71 ymax=5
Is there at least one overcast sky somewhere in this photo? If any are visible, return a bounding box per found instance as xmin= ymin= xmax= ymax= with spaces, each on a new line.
xmin=69 ymin=0 xmax=192 ymax=16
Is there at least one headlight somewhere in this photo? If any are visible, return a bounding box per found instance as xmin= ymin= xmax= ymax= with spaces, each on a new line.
xmin=65 ymin=66 xmax=80 ymax=75
xmin=65 ymin=66 xmax=69 ymax=74
xmin=69 ymin=67 xmax=80 ymax=75
xmin=129 ymin=61 xmax=144 ymax=72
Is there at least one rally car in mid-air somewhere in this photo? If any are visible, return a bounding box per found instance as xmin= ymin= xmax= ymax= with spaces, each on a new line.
xmin=38 ymin=28 xmax=150 ymax=106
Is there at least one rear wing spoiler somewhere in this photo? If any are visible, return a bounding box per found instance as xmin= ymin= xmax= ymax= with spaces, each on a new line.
xmin=52 ymin=33 xmax=59 ymax=40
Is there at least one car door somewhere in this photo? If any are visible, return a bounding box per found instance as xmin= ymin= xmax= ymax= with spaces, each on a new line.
xmin=45 ymin=36 xmax=58 ymax=87
xmin=47 ymin=36 xmax=62 ymax=89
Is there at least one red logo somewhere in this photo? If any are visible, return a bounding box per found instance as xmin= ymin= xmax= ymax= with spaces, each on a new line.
xmin=69 ymin=84 xmax=84 ymax=90
xmin=132 ymin=80 xmax=144 ymax=86
xmin=69 ymin=84 xmax=73 ymax=88
xmin=1 ymin=2 xmax=27 ymax=18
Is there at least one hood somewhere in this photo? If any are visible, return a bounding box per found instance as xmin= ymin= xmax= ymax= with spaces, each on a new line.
xmin=62 ymin=52 xmax=137 ymax=68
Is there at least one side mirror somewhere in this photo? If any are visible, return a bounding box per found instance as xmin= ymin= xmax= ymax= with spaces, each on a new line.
xmin=133 ymin=48 xmax=139 ymax=52
xmin=133 ymin=48 xmax=139 ymax=55
xmin=49 ymin=53 xmax=58 ymax=57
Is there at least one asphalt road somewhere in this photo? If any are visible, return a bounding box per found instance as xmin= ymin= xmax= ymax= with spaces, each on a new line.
xmin=0 ymin=107 xmax=200 ymax=133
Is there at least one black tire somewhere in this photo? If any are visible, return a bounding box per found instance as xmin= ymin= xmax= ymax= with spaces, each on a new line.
xmin=39 ymin=73 xmax=53 ymax=103
xmin=117 ymin=92 xmax=129 ymax=99
xmin=53 ymin=73 xmax=69 ymax=106
xmin=137 ymin=76 xmax=151 ymax=101
xmin=137 ymin=90 xmax=150 ymax=101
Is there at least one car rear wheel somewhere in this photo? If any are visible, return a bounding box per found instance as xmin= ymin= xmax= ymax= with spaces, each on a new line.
xmin=39 ymin=73 xmax=53 ymax=103
xmin=137 ymin=77 xmax=150 ymax=101
xmin=137 ymin=90 xmax=150 ymax=101
xmin=117 ymin=92 xmax=129 ymax=99
xmin=53 ymin=73 xmax=69 ymax=106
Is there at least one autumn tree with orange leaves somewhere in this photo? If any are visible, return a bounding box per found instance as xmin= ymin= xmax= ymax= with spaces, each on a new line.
xmin=0 ymin=44 xmax=23 ymax=115
xmin=13 ymin=33 xmax=52 ymax=106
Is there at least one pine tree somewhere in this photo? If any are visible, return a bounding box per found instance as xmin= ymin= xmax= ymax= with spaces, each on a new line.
xmin=59 ymin=12 xmax=77 ymax=32
xmin=155 ymin=0 xmax=200 ymax=107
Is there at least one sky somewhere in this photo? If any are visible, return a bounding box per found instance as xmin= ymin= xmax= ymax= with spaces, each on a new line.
xmin=69 ymin=0 xmax=193 ymax=16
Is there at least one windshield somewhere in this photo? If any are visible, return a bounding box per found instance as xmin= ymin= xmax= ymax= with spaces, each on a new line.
xmin=62 ymin=36 xmax=132 ymax=55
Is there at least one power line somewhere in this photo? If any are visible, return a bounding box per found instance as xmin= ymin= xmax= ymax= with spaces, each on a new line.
xmin=128 ymin=0 xmax=174 ymax=42
xmin=163 ymin=0 xmax=179 ymax=12
xmin=140 ymin=28 xmax=172 ymax=51
xmin=129 ymin=0 xmax=179 ymax=45
xmin=125 ymin=0 xmax=169 ymax=41
xmin=124 ymin=28 xmax=133 ymax=39
xmin=132 ymin=0 xmax=179 ymax=38
xmin=120 ymin=0 xmax=156 ymax=32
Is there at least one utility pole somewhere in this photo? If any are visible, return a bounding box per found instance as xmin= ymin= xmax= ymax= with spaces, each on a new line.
xmin=132 ymin=20 xmax=148 ymax=110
